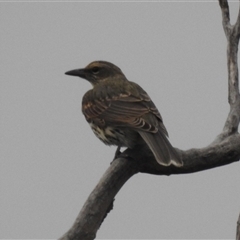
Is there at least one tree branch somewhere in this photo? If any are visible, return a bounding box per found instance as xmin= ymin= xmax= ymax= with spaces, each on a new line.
xmin=219 ymin=0 xmax=240 ymax=136
xmin=219 ymin=0 xmax=231 ymax=36
xmin=59 ymin=1 xmax=240 ymax=239
xmin=237 ymin=213 xmax=240 ymax=240
xmin=135 ymin=134 xmax=240 ymax=175
xmin=60 ymin=158 xmax=138 ymax=240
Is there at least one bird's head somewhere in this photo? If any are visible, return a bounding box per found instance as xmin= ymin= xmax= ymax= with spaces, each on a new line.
xmin=65 ymin=61 xmax=125 ymax=86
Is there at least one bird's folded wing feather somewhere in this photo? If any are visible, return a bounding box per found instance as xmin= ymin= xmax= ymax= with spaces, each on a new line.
xmin=83 ymin=92 xmax=168 ymax=136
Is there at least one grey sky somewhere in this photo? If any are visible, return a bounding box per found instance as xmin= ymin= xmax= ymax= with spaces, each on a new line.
xmin=1 ymin=1 xmax=240 ymax=239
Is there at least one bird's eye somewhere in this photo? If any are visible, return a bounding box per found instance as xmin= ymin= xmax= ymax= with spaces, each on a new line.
xmin=92 ymin=67 xmax=99 ymax=74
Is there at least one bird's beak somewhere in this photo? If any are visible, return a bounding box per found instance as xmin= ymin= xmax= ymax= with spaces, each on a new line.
xmin=65 ymin=68 xmax=86 ymax=78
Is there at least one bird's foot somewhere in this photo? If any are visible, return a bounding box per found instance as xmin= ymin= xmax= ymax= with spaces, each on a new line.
xmin=110 ymin=146 xmax=122 ymax=164
xmin=115 ymin=146 xmax=122 ymax=158
xmin=111 ymin=146 xmax=132 ymax=164
xmin=111 ymin=147 xmax=135 ymax=165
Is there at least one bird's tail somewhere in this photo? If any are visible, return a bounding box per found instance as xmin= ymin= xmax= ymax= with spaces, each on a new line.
xmin=138 ymin=130 xmax=183 ymax=167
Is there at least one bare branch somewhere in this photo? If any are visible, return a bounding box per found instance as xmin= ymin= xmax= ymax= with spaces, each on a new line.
xmin=218 ymin=0 xmax=240 ymax=135
xmin=237 ymin=213 xmax=240 ymax=240
xmin=219 ymin=0 xmax=231 ymax=37
xmin=59 ymin=133 xmax=240 ymax=240
xmin=234 ymin=0 xmax=240 ymax=36
xmin=135 ymin=134 xmax=240 ymax=175
xmin=59 ymin=158 xmax=138 ymax=240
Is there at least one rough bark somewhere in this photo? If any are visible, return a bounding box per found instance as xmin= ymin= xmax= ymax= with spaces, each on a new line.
xmin=237 ymin=213 xmax=240 ymax=240
xmin=59 ymin=1 xmax=240 ymax=239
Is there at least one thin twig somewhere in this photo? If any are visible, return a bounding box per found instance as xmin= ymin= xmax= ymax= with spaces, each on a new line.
xmin=219 ymin=0 xmax=231 ymax=38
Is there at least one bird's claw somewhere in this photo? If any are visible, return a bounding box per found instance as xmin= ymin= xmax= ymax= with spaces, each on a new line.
xmin=110 ymin=147 xmax=122 ymax=164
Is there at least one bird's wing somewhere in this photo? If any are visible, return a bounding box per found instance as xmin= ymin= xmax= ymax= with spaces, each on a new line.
xmin=82 ymin=91 xmax=168 ymax=135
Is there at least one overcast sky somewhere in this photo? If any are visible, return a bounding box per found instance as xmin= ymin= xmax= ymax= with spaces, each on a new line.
xmin=1 ymin=1 xmax=240 ymax=239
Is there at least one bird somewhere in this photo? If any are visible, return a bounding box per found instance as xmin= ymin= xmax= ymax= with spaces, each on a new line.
xmin=65 ymin=61 xmax=183 ymax=167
